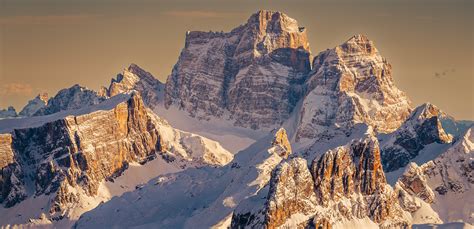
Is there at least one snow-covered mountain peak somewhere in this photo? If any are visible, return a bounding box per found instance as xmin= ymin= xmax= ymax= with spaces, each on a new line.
xmin=380 ymin=103 xmax=454 ymax=172
xmin=246 ymin=10 xmax=305 ymax=40
xmin=166 ymin=10 xmax=311 ymax=129
xmin=33 ymin=84 xmax=106 ymax=116
xmin=107 ymin=63 xmax=164 ymax=106
xmin=296 ymin=34 xmax=412 ymax=141
xmin=17 ymin=93 xmax=49 ymax=117
xmin=410 ymin=102 xmax=446 ymax=121
xmin=398 ymin=103 xmax=453 ymax=144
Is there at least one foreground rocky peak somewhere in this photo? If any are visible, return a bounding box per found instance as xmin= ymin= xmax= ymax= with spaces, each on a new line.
xmin=263 ymin=158 xmax=317 ymax=228
xmin=232 ymin=134 xmax=410 ymax=228
xmin=380 ymin=103 xmax=454 ymax=172
xmin=297 ymin=34 xmax=412 ymax=141
xmin=311 ymin=135 xmax=387 ymax=205
xmin=0 ymin=92 xmax=232 ymax=225
xmin=165 ymin=10 xmax=311 ymax=129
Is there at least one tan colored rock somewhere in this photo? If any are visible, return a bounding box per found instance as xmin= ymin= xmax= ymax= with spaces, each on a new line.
xmin=264 ymin=158 xmax=317 ymax=228
xmin=232 ymin=134 xmax=411 ymax=228
xmin=0 ymin=134 xmax=14 ymax=168
xmin=311 ymin=136 xmax=386 ymax=206
xmin=272 ymin=128 xmax=292 ymax=157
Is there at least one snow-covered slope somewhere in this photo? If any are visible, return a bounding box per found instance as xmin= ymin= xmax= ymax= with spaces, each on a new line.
xmin=74 ymin=128 xmax=292 ymax=228
xmin=395 ymin=126 xmax=474 ymax=225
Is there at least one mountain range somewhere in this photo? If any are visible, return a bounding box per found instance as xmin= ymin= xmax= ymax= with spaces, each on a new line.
xmin=0 ymin=10 xmax=472 ymax=229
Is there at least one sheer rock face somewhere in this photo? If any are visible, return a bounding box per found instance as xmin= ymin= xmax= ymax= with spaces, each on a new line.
xmin=264 ymin=158 xmax=317 ymax=228
xmin=380 ymin=103 xmax=454 ymax=172
xmin=0 ymin=93 xmax=232 ymax=220
xmin=232 ymin=135 xmax=410 ymax=228
xmin=0 ymin=134 xmax=27 ymax=207
xmin=18 ymin=93 xmax=49 ymax=117
xmin=1 ymin=93 xmax=161 ymax=212
xmin=33 ymin=84 xmax=106 ymax=116
xmin=165 ymin=10 xmax=311 ymax=129
xmin=311 ymin=136 xmax=386 ymax=206
xmin=107 ymin=64 xmax=164 ymax=108
xmin=296 ymin=35 xmax=412 ymax=141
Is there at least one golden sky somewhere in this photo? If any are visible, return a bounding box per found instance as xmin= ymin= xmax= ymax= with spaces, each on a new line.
xmin=0 ymin=0 xmax=473 ymax=119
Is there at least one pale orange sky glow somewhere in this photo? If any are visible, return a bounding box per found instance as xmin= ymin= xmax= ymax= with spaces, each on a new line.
xmin=0 ymin=0 xmax=472 ymax=119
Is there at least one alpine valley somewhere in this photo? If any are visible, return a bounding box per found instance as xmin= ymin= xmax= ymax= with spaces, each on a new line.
xmin=0 ymin=10 xmax=472 ymax=229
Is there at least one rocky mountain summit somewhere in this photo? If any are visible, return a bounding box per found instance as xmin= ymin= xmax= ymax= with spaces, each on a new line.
xmin=18 ymin=93 xmax=49 ymax=117
xmin=380 ymin=103 xmax=454 ymax=172
xmin=165 ymin=10 xmax=311 ymax=129
xmin=107 ymin=64 xmax=164 ymax=107
xmin=296 ymin=34 xmax=412 ymax=141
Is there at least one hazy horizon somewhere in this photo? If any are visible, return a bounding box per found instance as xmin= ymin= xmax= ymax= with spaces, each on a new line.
xmin=1 ymin=0 xmax=473 ymax=119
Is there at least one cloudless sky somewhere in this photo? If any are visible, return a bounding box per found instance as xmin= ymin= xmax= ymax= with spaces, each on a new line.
xmin=0 ymin=0 xmax=473 ymax=119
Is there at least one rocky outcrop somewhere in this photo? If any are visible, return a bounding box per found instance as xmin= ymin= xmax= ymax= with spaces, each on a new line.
xmin=33 ymin=84 xmax=106 ymax=116
xmin=107 ymin=64 xmax=164 ymax=107
xmin=18 ymin=93 xmax=48 ymax=117
xmin=1 ymin=93 xmax=162 ymax=212
xmin=165 ymin=10 xmax=311 ymax=129
xmin=311 ymin=136 xmax=387 ymax=206
xmin=396 ymin=163 xmax=435 ymax=204
xmin=0 ymin=134 xmax=27 ymax=207
xmin=232 ymin=134 xmax=411 ymax=228
xmin=272 ymin=128 xmax=292 ymax=158
xmin=380 ymin=103 xmax=453 ymax=172
xmin=264 ymin=158 xmax=317 ymax=228
xmin=296 ymin=34 xmax=412 ymax=141
xmin=0 ymin=92 xmax=232 ymax=223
